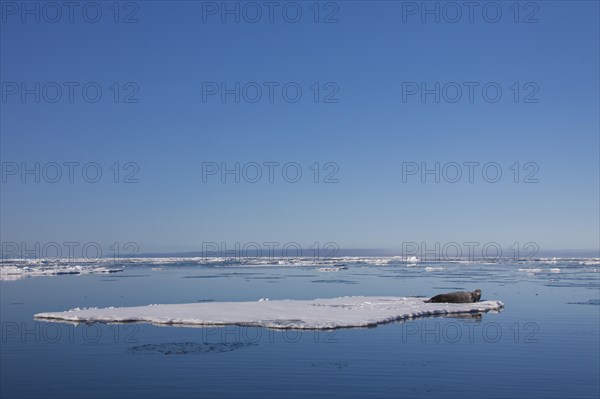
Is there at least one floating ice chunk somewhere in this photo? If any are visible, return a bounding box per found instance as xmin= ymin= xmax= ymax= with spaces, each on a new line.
xmin=518 ymin=268 xmax=543 ymax=273
xmin=35 ymin=296 xmax=504 ymax=330
xmin=0 ymin=265 xmax=123 ymax=281
xmin=424 ymin=267 xmax=446 ymax=272
xmin=518 ymin=268 xmax=561 ymax=274
xmin=579 ymin=260 xmax=600 ymax=266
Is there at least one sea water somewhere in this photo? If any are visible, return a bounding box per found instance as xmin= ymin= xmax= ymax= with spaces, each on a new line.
xmin=1 ymin=258 xmax=599 ymax=398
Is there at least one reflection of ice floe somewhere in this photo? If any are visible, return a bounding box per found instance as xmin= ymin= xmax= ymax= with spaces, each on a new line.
xmin=35 ymin=296 xmax=504 ymax=330
xmin=0 ymin=265 xmax=123 ymax=281
xmin=129 ymin=341 xmax=256 ymax=355
xmin=567 ymin=299 xmax=600 ymax=306
xmin=310 ymin=361 xmax=349 ymax=369
xmin=317 ymin=267 xmax=348 ymax=272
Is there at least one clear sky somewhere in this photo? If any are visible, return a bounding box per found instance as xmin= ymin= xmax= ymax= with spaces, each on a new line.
xmin=1 ymin=1 xmax=599 ymax=256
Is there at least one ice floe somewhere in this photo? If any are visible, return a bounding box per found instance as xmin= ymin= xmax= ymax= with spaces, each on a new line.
xmin=518 ymin=268 xmax=561 ymax=274
xmin=4 ymin=256 xmax=598 ymax=281
xmin=0 ymin=265 xmax=123 ymax=281
xmin=424 ymin=267 xmax=447 ymax=272
xmin=35 ymin=296 xmax=504 ymax=329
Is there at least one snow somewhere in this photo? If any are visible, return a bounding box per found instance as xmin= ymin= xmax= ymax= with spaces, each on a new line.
xmin=34 ymin=296 xmax=504 ymax=329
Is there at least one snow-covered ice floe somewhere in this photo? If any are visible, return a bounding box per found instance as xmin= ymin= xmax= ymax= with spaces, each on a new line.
xmin=316 ymin=267 xmax=348 ymax=272
xmin=518 ymin=268 xmax=561 ymax=274
xmin=35 ymin=296 xmax=504 ymax=329
xmin=0 ymin=266 xmax=123 ymax=281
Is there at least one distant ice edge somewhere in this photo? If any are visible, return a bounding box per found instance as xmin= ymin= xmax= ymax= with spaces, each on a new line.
xmin=35 ymin=296 xmax=504 ymax=330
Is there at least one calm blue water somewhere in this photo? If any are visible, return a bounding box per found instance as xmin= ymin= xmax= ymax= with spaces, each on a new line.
xmin=1 ymin=259 xmax=599 ymax=398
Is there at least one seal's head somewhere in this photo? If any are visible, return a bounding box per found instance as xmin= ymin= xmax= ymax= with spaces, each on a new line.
xmin=472 ymin=289 xmax=482 ymax=302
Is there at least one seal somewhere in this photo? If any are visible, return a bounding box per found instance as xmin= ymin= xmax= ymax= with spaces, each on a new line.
xmin=425 ymin=289 xmax=481 ymax=303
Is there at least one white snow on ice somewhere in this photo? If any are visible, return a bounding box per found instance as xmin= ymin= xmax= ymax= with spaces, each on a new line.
xmin=0 ymin=265 xmax=123 ymax=281
xmin=34 ymin=296 xmax=504 ymax=329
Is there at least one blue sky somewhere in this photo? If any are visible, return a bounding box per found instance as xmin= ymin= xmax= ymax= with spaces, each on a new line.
xmin=1 ymin=1 xmax=599 ymax=255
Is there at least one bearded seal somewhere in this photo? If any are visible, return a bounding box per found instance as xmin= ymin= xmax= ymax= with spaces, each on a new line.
xmin=425 ymin=289 xmax=481 ymax=303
